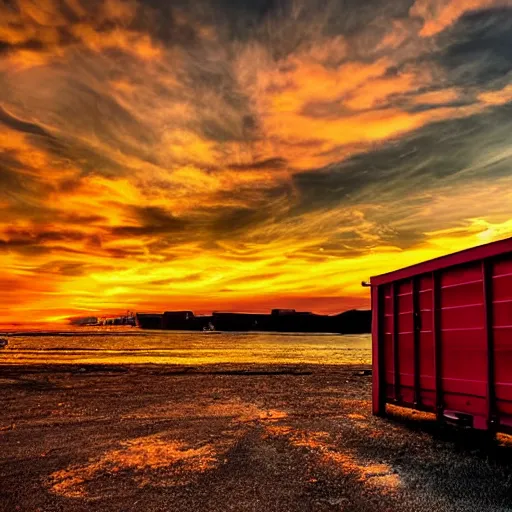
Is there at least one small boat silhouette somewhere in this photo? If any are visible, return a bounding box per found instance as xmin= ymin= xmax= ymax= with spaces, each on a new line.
xmin=0 ymin=338 xmax=8 ymax=349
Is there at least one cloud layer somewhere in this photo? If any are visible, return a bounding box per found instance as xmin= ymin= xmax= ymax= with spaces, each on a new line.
xmin=1 ymin=0 xmax=512 ymax=323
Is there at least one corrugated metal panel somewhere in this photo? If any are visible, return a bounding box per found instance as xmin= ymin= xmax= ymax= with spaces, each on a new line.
xmin=372 ymin=236 xmax=512 ymax=435
xmin=370 ymin=237 xmax=512 ymax=286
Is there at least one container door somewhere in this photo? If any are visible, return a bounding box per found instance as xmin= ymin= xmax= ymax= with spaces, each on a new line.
xmin=492 ymin=255 xmax=512 ymax=430
xmin=381 ymin=283 xmax=395 ymax=403
xmin=438 ymin=262 xmax=487 ymax=424
xmin=381 ymin=280 xmax=415 ymax=406
xmin=395 ymin=280 xmax=415 ymax=405
xmin=417 ymin=275 xmax=435 ymax=409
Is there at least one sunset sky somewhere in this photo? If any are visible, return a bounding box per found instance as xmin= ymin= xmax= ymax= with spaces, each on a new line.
xmin=1 ymin=0 xmax=512 ymax=325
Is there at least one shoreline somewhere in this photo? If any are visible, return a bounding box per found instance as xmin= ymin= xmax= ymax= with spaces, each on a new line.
xmin=0 ymin=330 xmax=362 ymax=337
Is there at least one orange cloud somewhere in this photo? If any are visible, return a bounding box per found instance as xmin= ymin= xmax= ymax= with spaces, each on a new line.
xmin=71 ymin=24 xmax=162 ymax=60
xmin=235 ymin=30 xmax=511 ymax=171
xmin=99 ymin=0 xmax=138 ymax=23
xmin=0 ymin=124 xmax=78 ymax=183
xmin=1 ymin=49 xmax=61 ymax=69
xmin=63 ymin=0 xmax=87 ymax=17
xmin=478 ymin=83 xmax=512 ymax=105
xmin=1 ymin=1 xmax=512 ymax=326
xmin=344 ymin=72 xmax=418 ymax=110
xmin=410 ymin=88 xmax=461 ymax=105
xmin=376 ymin=20 xmax=413 ymax=51
xmin=18 ymin=0 xmax=67 ymax=27
xmin=0 ymin=0 xmax=161 ymax=69
xmin=0 ymin=13 xmax=38 ymax=45
xmin=410 ymin=0 xmax=512 ymax=37
xmin=4 ymin=174 xmax=511 ymax=324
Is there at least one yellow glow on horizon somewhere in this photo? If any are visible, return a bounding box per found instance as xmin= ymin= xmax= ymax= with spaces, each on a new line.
xmin=1 ymin=0 xmax=512 ymax=326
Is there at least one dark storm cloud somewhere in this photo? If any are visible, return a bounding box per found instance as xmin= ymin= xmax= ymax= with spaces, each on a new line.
xmin=0 ymin=106 xmax=54 ymax=138
xmin=1 ymin=228 xmax=87 ymax=245
xmin=180 ymin=59 xmax=258 ymax=144
xmin=59 ymin=143 xmax=131 ymax=180
xmin=33 ymin=260 xmax=117 ymax=276
xmin=212 ymin=181 xmax=294 ymax=210
xmin=0 ymin=240 xmax=91 ymax=257
xmin=106 ymin=247 xmax=147 ymax=258
xmin=0 ymin=154 xmax=25 ymax=186
xmin=405 ymin=96 xmax=473 ymax=113
xmin=0 ymin=103 xmax=132 ymax=202
xmin=136 ymin=206 xmax=185 ymax=227
xmin=293 ymin=100 xmax=512 ymax=216
xmin=61 ymin=213 xmax=107 ymax=224
xmin=192 ymin=0 xmax=414 ymax=51
xmin=184 ymin=0 xmax=279 ymax=41
xmin=149 ymin=272 xmax=204 ymax=285
xmin=227 ymin=157 xmax=288 ymax=171
xmin=142 ymin=181 xmax=294 ymax=243
xmin=108 ymin=206 xmax=189 ymax=237
xmin=0 ymin=38 xmax=45 ymax=54
xmin=0 ymin=155 xmax=61 ymax=222
xmin=437 ymin=7 xmax=512 ymax=88
xmin=207 ymin=206 xmax=273 ymax=236
xmin=35 ymin=260 xmax=88 ymax=277
xmin=323 ymin=0 xmax=415 ymax=36
xmin=0 ymin=224 xmax=105 ymax=257
xmin=45 ymin=78 xmax=157 ymax=163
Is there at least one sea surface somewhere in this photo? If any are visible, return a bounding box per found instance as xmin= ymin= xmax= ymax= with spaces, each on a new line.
xmin=0 ymin=329 xmax=371 ymax=365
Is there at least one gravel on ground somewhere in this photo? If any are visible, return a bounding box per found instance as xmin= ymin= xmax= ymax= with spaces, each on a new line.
xmin=1 ymin=364 xmax=511 ymax=512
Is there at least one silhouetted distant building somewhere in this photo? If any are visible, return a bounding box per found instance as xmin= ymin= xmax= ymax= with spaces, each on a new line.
xmin=135 ymin=313 xmax=163 ymax=329
xmin=212 ymin=312 xmax=270 ymax=331
xmin=133 ymin=308 xmax=371 ymax=333
xmin=331 ymin=309 xmax=372 ymax=334
xmin=69 ymin=316 xmax=98 ymax=326
xmin=162 ymin=311 xmax=195 ymax=330
xmin=271 ymin=309 xmax=296 ymax=316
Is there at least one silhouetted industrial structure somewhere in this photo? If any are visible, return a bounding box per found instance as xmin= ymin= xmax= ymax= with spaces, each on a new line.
xmin=134 ymin=309 xmax=371 ymax=334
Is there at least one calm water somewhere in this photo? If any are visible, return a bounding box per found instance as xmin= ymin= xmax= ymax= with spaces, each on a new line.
xmin=0 ymin=329 xmax=371 ymax=365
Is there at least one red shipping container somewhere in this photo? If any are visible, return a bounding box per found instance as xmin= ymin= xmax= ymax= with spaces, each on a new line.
xmin=370 ymin=237 xmax=512 ymax=435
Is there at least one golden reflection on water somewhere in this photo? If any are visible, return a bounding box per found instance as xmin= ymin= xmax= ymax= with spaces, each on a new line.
xmin=0 ymin=332 xmax=371 ymax=366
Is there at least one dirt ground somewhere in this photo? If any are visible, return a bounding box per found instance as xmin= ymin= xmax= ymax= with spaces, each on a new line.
xmin=1 ymin=364 xmax=512 ymax=512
